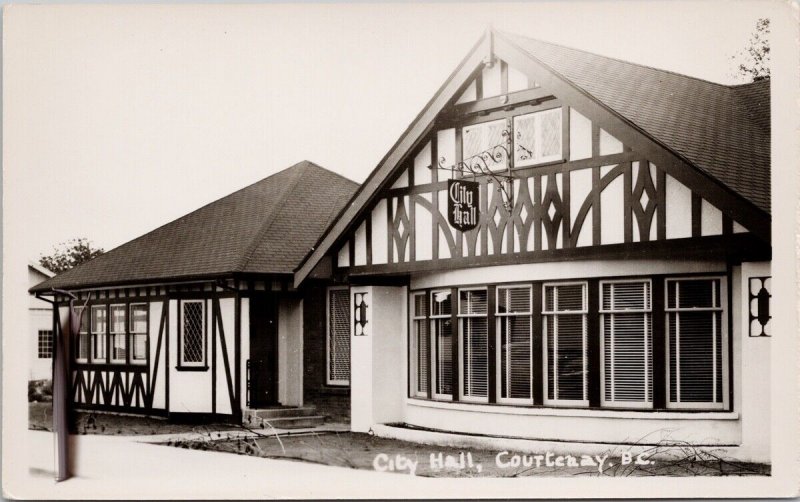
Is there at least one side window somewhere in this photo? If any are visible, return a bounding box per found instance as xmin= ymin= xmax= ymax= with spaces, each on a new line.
xmin=38 ymin=330 xmax=53 ymax=359
xmin=543 ymin=283 xmax=588 ymax=406
xmin=90 ymin=305 xmax=107 ymax=363
xmin=110 ymin=304 xmax=126 ymax=363
xmin=130 ymin=304 xmax=148 ymax=364
xmin=180 ymin=300 xmax=206 ymax=367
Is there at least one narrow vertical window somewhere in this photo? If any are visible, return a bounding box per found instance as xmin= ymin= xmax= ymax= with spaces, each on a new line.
xmin=666 ymin=278 xmax=726 ymax=409
xmin=130 ymin=303 xmax=148 ymax=364
xmin=431 ymin=290 xmax=453 ymax=399
xmin=327 ymin=288 xmax=350 ymax=385
xmin=410 ymin=292 xmax=429 ymax=397
xmin=459 ymin=288 xmax=489 ymax=402
xmin=180 ymin=300 xmax=205 ymax=367
xmin=75 ymin=306 xmax=88 ymax=362
xmin=497 ymin=285 xmax=532 ymax=403
xmin=110 ymin=304 xmax=126 ymax=363
xmin=91 ymin=305 xmax=107 ymax=363
xmin=600 ymin=280 xmax=653 ymax=408
xmin=543 ymin=283 xmax=588 ymax=406
xmin=38 ymin=330 xmax=53 ymax=359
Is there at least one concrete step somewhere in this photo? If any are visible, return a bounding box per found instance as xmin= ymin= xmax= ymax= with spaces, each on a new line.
xmin=245 ymin=406 xmax=318 ymax=419
xmin=258 ymin=415 xmax=326 ymax=430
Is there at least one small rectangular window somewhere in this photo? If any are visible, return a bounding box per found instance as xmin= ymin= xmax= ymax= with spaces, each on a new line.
xmin=459 ymin=288 xmax=489 ymax=402
xmin=75 ymin=306 xmax=88 ymax=362
xmin=130 ymin=303 xmax=148 ymax=364
xmin=327 ymin=288 xmax=351 ymax=385
xmin=410 ymin=293 xmax=429 ymax=397
xmin=543 ymin=282 xmax=588 ymax=406
xmin=91 ymin=305 xmax=107 ymax=363
xmin=600 ymin=280 xmax=653 ymax=409
xmin=462 ymin=119 xmax=509 ymax=172
xmin=514 ymin=108 xmax=563 ymax=167
xmin=497 ymin=285 xmax=532 ymax=403
xmin=666 ymin=278 xmax=726 ymax=410
xmin=430 ymin=290 xmax=453 ymax=399
xmin=110 ymin=304 xmax=126 ymax=363
xmin=180 ymin=300 xmax=205 ymax=367
xmin=38 ymin=330 xmax=53 ymax=359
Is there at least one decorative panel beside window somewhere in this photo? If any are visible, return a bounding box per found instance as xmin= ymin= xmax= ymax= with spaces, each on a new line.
xmin=91 ymin=305 xmax=107 ymax=363
xmin=130 ymin=303 xmax=148 ymax=364
xmin=514 ymin=108 xmax=563 ymax=167
xmin=543 ymin=283 xmax=588 ymax=406
xmin=110 ymin=305 xmax=126 ymax=363
xmin=410 ymin=293 xmax=429 ymax=398
xmin=666 ymin=278 xmax=727 ymax=409
xmin=431 ymin=290 xmax=453 ymax=399
xmin=180 ymin=300 xmax=205 ymax=368
xmin=327 ymin=288 xmax=351 ymax=385
xmin=459 ymin=288 xmax=489 ymax=402
xmin=600 ymin=280 xmax=653 ymax=409
xmin=497 ymin=285 xmax=532 ymax=404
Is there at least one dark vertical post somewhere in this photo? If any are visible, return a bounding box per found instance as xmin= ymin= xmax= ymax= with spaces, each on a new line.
xmin=651 ymin=276 xmax=667 ymax=409
xmin=212 ymin=296 xmax=217 ymax=414
xmin=531 ymin=282 xmax=544 ymax=405
xmin=656 ymin=167 xmax=667 ymax=240
xmin=592 ymin=166 xmax=601 ymax=245
xmin=487 ymin=285 xmax=497 ymax=404
xmin=53 ymin=300 xmax=71 ymax=481
xmin=726 ymin=263 xmax=734 ymax=411
xmin=426 ymin=289 xmax=433 ymax=399
xmin=692 ymin=192 xmax=702 ymax=237
xmin=586 ymin=279 xmax=601 ymax=408
xmin=450 ymin=287 xmax=459 ymax=402
xmin=623 ymin=163 xmax=633 ymax=242
xmin=234 ymin=291 xmax=241 ymax=415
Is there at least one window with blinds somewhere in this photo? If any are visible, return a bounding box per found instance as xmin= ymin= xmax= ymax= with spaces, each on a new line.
xmin=130 ymin=303 xmax=148 ymax=364
xmin=110 ymin=304 xmax=126 ymax=363
xmin=75 ymin=306 xmax=88 ymax=362
xmin=459 ymin=289 xmax=489 ymax=402
xmin=497 ymin=286 xmax=533 ymax=403
xmin=327 ymin=288 xmax=351 ymax=386
xmin=600 ymin=281 xmax=653 ymax=408
xmin=91 ymin=305 xmax=107 ymax=363
xmin=666 ymin=278 xmax=726 ymax=409
xmin=543 ymin=283 xmax=588 ymax=406
xmin=431 ymin=290 xmax=453 ymax=399
xmin=411 ymin=292 xmax=429 ymax=397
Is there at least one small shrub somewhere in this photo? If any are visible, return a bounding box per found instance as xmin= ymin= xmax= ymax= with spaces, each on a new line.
xmin=28 ymin=380 xmax=53 ymax=402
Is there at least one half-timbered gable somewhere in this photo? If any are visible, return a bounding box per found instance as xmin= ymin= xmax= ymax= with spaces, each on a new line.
xmin=309 ymin=32 xmax=769 ymax=281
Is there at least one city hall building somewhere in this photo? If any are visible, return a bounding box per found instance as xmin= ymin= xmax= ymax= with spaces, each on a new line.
xmin=32 ymin=30 xmax=772 ymax=461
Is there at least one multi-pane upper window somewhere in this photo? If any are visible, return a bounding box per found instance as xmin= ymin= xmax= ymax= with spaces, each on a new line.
xmin=91 ymin=305 xmax=107 ymax=363
xmin=327 ymin=288 xmax=351 ymax=386
xmin=462 ymin=119 xmax=509 ymax=172
xmin=38 ymin=330 xmax=53 ymax=359
xmin=459 ymin=289 xmax=489 ymax=402
xmin=180 ymin=300 xmax=205 ymax=367
xmin=110 ymin=305 xmax=126 ymax=363
xmin=543 ymin=283 xmax=588 ymax=406
xmin=130 ymin=304 xmax=148 ymax=364
xmin=410 ymin=293 xmax=429 ymax=397
xmin=497 ymin=285 xmax=533 ymax=403
xmin=514 ymin=108 xmax=563 ymax=167
xmin=600 ymin=281 xmax=653 ymax=408
xmin=431 ymin=290 xmax=453 ymax=399
xmin=75 ymin=307 xmax=88 ymax=362
xmin=666 ymin=278 xmax=726 ymax=409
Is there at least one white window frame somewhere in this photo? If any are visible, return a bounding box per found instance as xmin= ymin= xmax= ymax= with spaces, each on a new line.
xmin=326 ymin=286 xmax=350 ymax=386
xmin=409 ymin=292 xmax=429 ymax=398
xmin=90 ymin=305 xmax=107 ymax=364
xmin=599 ymin=279 xmax=653 ymax=410
xmin=75 ymin=306 xmax=88 ymax=363
xmin=462 ymin=119 xmax=509 ymax=173
xmin=542 ymin=281 xmax=589 ymax=407
xmin=513 ymin=107 xmax=563 ymax=168
xmin=180 ymin=299 xmax=206 ymax=367
xmin=458 ymin=287 xmax=490 ymax=403
xmin=495 ymin=284 xmax=533 ymax=405
xmin=430 ymin=289 xmax=453 ymax=401
xmin=665 ymin=276 xmax=728 ymax=410
xmin=129 ymin=303 xmax=148 ymax=365
xmin=109 ymin=303 xmax=127 ymax=364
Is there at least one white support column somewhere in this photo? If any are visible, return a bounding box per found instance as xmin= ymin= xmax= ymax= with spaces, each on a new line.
xmin=350 ymin=285 xmax=407 ymax=433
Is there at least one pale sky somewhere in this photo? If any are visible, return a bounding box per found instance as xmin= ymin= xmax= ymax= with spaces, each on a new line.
xmin=3 ymin=1 xmax=780 ymax=262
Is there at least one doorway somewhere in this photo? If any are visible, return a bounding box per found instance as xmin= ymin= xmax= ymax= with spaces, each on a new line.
xmin=248 ymin=294 xmax=279 ymax=408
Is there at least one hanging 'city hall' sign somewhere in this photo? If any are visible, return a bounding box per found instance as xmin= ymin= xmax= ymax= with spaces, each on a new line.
xmin=448 ymin=179 xmax=480 ymax=231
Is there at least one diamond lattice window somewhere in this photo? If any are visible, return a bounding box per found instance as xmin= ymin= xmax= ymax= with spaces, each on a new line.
xmin=181 ymin=301 xmax=205 ymax=365
xmin=328 ymin=289 xmax=351 ymax=385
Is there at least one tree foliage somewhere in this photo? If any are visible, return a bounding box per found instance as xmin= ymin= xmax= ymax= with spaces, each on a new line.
xmin=39 ymin=238 xmax=104 ymax=274
xmin=731 ymin=18 xmax=770 ymax=82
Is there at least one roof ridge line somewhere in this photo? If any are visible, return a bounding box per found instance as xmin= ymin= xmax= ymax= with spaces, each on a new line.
xmin=235 ymin=162 xmax=308 ymax=272
xmin=499 ymin=30 xmax=737 ymax=89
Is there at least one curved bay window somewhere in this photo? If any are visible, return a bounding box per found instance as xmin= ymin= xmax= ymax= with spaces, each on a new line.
xmin=408 ymin=274 xmax=729 ymax=412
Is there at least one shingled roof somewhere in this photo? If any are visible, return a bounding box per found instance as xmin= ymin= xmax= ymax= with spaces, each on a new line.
xmin=31 ymin=161 xmax=358 ymax=292
xmin=504 ymin=32 xmax=771 ymax=213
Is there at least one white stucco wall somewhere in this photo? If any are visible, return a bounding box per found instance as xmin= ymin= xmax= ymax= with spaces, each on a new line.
xmin=278 ymin=297 xmax=303 ymax=407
